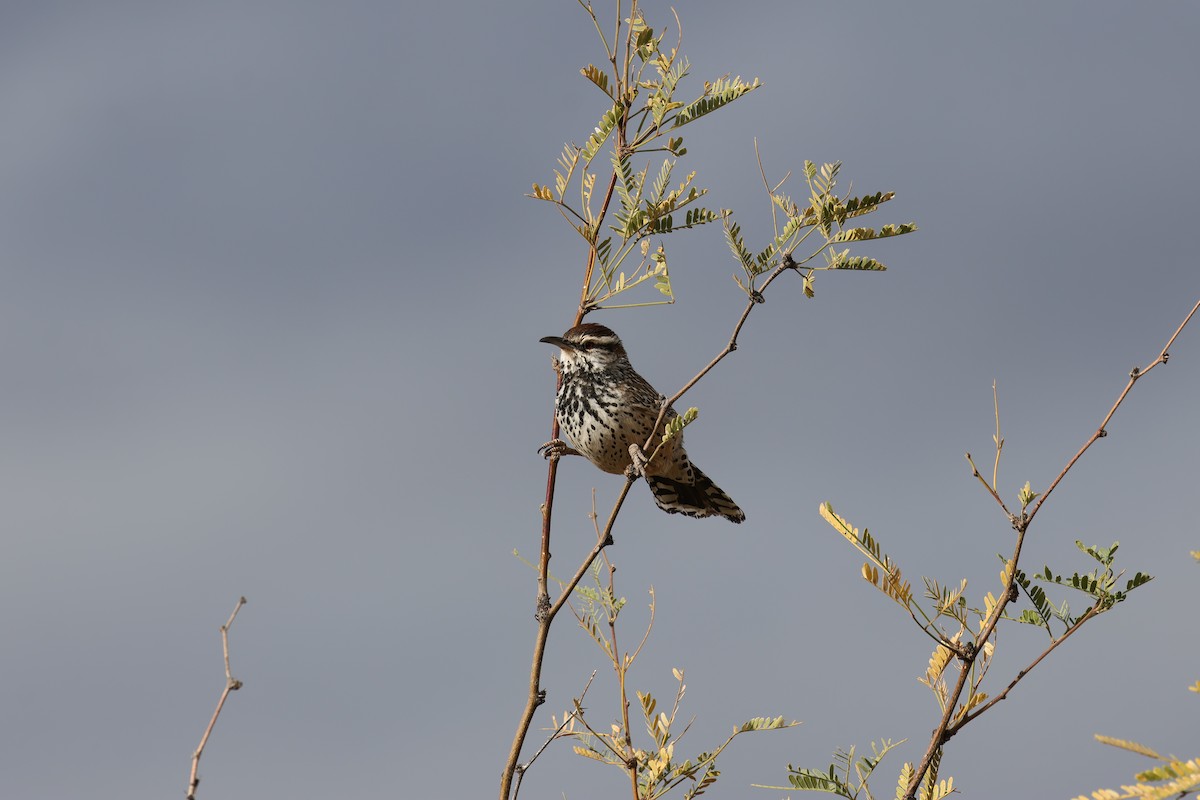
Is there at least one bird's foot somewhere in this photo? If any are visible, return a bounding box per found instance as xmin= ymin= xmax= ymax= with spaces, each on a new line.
xmin=625 ymin=444 xmax=650 ymax=479
xmin=538 ymin=439 xmax=579 ymax=461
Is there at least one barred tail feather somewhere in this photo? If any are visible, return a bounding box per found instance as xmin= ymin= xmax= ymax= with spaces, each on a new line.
xmin=645 ymin=467 xmax=745 ymax=523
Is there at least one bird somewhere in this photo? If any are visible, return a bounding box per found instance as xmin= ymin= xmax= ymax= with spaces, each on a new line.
xmin=538 ymin=322 xmax=745 ymax=523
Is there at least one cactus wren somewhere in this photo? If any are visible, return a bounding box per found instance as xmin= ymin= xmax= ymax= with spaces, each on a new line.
xmin=539 ymin=323 xmax=745 ymax=523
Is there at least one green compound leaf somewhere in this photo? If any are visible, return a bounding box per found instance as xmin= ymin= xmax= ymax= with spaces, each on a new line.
xmin=673 ymin=75 xmax=762 ymax=128
xmin=582 ymin=102 xmax=625 ymax=162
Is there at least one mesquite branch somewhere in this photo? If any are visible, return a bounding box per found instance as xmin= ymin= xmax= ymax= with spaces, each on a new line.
xmin=903 ymin=296 xmax=1200 ymax=799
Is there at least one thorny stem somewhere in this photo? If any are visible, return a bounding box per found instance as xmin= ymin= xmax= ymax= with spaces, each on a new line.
xmin=905 ymin=296 xmax=1199 ymax=799
xmin=187 ymin=597 xmax=246 ymax=800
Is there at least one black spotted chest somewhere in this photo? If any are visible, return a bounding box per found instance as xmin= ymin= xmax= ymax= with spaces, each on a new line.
xmin=555 ymin=375 xmax=639 ymax=474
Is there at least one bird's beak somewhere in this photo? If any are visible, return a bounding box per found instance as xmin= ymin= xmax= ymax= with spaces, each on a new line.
xmin=539 ymin=335 xmax=575 ymax=351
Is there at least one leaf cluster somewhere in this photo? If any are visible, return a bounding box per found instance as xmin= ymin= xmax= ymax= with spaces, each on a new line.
xmin=560 ymin=666 xmax=793 ymax=800
xmin=1008 ymin=541 xmax=1152 ymax=634
xmin=529 ymin=7 xmax=762 ymax=313
xmin=755 ymin=738 xmax=952 ymax=800
xmin=814 ymin=501 xmax=1155 ymax=797
xmin=724 ymin=160 xmax=916 ymax=300
xmin=554 ymin=563 xmax=795 ymax=800
xmin=1071 ymin=704 xmax=1200 ymax=799
xmin=1071 ymin=559 xmax=1197 ymax=800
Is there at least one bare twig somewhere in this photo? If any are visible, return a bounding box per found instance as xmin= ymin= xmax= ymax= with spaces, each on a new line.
xmin=626 ymin=584 xmax=656 ymax=666
xmin=964 ymin=452 xmax=1013 ymax=520
xmin=513 ymin=671 xmax=598 ymax=800
xmin=1027 ymin=296 xmax=1200 ymax=525
xmin=187 ymin=596 xmax=246 ymax=800
xmin=991 ymin=381 xmax=1003 ymax=491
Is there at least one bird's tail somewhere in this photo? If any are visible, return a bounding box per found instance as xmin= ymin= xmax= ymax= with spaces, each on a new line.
xmin=645 ymin=466 xmax=745 ymax=523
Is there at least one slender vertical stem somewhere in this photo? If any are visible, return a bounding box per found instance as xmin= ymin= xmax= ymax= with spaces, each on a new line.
xmin=605 ymin=559 xmax=640 ymax=800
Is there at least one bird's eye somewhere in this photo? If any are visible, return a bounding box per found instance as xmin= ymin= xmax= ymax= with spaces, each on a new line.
xmin=579 ymin=341 xmax=595 ymax=349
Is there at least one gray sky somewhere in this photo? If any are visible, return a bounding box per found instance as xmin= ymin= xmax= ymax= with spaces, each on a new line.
xmin=2 ymin=2 xmax=1197 ymax=798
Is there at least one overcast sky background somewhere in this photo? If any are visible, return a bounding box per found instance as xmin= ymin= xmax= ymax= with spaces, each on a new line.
xmin=2 ymin=3 xmax=1197 ymax=799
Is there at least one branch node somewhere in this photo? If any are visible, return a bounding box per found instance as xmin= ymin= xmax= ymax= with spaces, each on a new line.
xmin=535 ymin=689 xmax=547 ymax=707
xmin=750 ymin=289 xmax=765 ymax=304
xmin=1129 ymin=365 xmax=1140 ymax=379
xmin=534 ymin=592 xmax=551 ymax=622
xmin=1097 ymin=428 xmax=1107 ymax=438
xmin=781 ymin=252 xmax=798 ymax=270
xmin=1162 ymin=351 xmax=1170 ymax=363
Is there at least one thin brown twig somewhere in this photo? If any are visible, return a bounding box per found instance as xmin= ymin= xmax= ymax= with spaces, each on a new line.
xmin=907 ymin=602 xmax=964 ymax=655
xmin=187 ymin=596 xmax=246 ymax=800
xmin=606 ymin=559 xmax=641 ymax=800
xmin=626 ymin=585 xmax=656 ymax=666
xmin=568 ymin=697 xmax=629 ymax=758
xmin=643 ymin=254 xmax=800 ymax=454
xmin=906 ymin=295 xmax=1199 ymax=798
xmin=512 ymin=671 xmax=599 ymax=800
xmin=964 ymin=452 xmax=1013 ymax=519
xmin=991 ymin=381 xmax=1003 ymax=491
xmin=1027 ymin=296 xmax=1200 ymax=526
